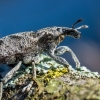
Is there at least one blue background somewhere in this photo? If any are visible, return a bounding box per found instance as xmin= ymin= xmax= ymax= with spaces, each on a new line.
xmin=0 ymin=0 xmax=100 ymax=74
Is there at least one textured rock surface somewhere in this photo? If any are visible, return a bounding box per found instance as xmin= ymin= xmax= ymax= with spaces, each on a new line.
xmin=1 ymin=55 xmax=100 ymax=100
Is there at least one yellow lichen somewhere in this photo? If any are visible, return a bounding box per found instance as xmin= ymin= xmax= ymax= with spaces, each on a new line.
xmin=42 ymin=67 xmax=68 ymax=82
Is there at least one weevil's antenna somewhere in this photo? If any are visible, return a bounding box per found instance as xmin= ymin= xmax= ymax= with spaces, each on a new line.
xmin=72 ymin=18 xmax=83 ymax=29
xmin=75 ymin=25 xmax=89 ymax=30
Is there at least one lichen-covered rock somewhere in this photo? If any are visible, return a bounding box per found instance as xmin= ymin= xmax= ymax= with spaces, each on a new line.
xmin=1 ymin=54 xmax=100 ymax=100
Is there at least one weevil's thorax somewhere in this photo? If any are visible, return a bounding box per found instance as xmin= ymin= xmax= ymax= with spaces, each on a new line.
xmin=36 ymin=27 xmax=65 ymax=51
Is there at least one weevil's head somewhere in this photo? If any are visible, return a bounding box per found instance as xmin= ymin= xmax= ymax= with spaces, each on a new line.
xmin=37 ymin=19 xmax=88 ymax=47
xmin=57 ymin=19 xmax=88 ymax=40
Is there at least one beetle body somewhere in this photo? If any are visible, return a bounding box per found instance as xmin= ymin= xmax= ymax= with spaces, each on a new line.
xmin=0 ymin=19 xmax=88 ymax=67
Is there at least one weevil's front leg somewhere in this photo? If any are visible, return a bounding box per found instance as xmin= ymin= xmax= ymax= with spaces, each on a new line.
xmin=47 ymin=48 xmax=70 ymax=70
xmin=54 ymin=46 xmax=80 ymax=68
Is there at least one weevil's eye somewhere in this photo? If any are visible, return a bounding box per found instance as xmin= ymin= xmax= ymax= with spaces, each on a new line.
xmin=57 ymin=28 xmax=63 ymax=33
xmin=62 ymin=29 xmax=70 ymax=34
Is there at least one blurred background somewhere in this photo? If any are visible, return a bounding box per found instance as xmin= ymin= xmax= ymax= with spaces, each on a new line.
xmin=0 ymin=0 xmax=100 ymax=75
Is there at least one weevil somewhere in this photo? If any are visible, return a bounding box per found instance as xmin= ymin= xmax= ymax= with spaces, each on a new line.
xmin=0 ymin=19 xmax=88 ymax=82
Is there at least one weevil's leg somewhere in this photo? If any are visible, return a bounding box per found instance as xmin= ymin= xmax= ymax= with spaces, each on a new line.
xmin=23 ymin=53 xmax=40 ymax=78
xmin=23 ymin=54 xmax=36 ymax=77
xmin=54 ymin=46 xmax=80 ymax=68
xmin=1 ymin=61 xmax=22 ymax=84
xmin=0 ymin=62 xmax=22 ymax=100
xmin=22 ymin=54 xmax=40 ymax=93
xmin=22 ymin=62 xmax=36 ymax=93
xmin=0 ymin=82 xmax=3 ymax=100
xmin=31 ymin=53 xmax=40 ymax=78
xmin=32 ymin=61 xmax=36 ymax=78
xmin=47 ymin=48 xmax=70 ymax=70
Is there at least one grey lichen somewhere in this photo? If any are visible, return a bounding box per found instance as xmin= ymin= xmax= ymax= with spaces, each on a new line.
xmin=1 ymin=54 xmax=100 ymax=100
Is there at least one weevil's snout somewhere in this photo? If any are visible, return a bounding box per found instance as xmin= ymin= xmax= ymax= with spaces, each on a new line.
xmin=66 ymin=29 xmax=81 ymax=38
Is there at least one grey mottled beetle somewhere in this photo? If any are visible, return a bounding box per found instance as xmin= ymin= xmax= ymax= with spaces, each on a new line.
xmin=0 ymin=19 xmax=88 ymax=83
